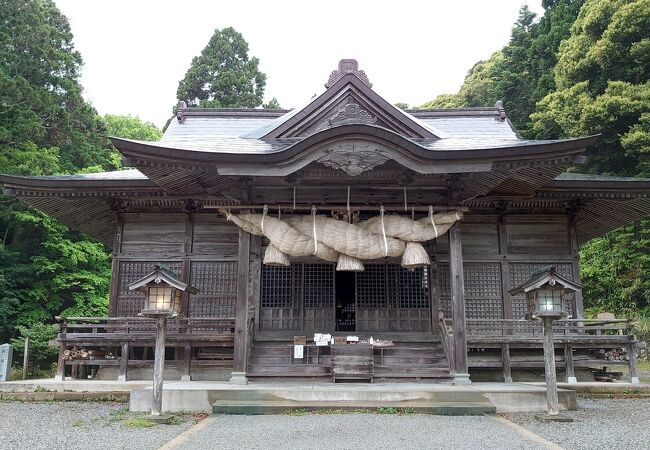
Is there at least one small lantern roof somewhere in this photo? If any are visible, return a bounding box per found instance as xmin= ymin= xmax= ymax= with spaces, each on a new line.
xmin=509 ymin=266 xmax=582 ymax=296
xmin=127 ymin=265 xmax=199 ymax=294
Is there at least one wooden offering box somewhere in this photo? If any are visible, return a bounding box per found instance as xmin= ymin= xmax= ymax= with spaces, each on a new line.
xmin=331 ymin=344 xmax=373 ymax=383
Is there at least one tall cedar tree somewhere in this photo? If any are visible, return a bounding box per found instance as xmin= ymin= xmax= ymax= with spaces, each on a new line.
xmin=0 ymin=0 xmax=163 ymax=348
xmin=176 ymin=27 xmax=266 ymax=108
xmin=422 ymin=1 xmax=584 ymax=137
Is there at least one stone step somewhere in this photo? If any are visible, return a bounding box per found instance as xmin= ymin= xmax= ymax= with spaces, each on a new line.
xmin=212 ymin=399 xmax=496 ymax=415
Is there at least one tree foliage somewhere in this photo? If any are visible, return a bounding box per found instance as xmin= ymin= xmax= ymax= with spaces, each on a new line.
xmin=0 ymin=1 xmax=165 ymax=345
xmin=103 ymin=114 xmax=162 ymax=141
xmin=421 ymin=1 xmax=584 ymax=136
xmin=176 ymin=27 xmax=266 ymax=108
xmin=262 ymin=97 xmax=282 ymax=109
xmin=423 ymin=0 xmax=649 ymax=318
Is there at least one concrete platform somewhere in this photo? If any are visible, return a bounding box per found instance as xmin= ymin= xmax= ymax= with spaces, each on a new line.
xmin=0 ymin=379 xmax=148 ymax=393
xmin=129 ymin=381 xmax=577 ymax=414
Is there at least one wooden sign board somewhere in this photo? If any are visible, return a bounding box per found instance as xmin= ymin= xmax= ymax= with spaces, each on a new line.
xmin=334 ymin=336 xmax=347 ymax=345
xmin=293 ymin=336 xmax=307 ymax=345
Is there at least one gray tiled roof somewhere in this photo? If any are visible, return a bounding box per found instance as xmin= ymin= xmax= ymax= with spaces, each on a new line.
xmin=416 ymin=117 xmax=519 ymax=139
xmin=160 ymin=107 xmax=518 ymax=147
xmin=5 ymin=169 xmax=149 ymax=181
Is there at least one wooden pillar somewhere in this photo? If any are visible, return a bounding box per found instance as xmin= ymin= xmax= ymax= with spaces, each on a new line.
xmin=249 ymin=235 xmax=263 ymax=332
xmin=448 ymin=222 xmax=470 ymax=383
xmin=181 ymin=342 xmax=192 ymax=382
xmin=502 ymin=344 xmax=513 ymax=383
xmin=542 ymin=316 xmax=560 ymax=415
xmin=565 ymin=344 xmax=576 ymax=383
xmin=118 ymin=341 xmax=129 ymax=382
xmin=497 ymin=212 xmax=512 ymax=321
xmin=628 ymin=343 xmax=640 ymax=384
xmin=108 ymin=214 xmax=124 ymax=317
xmin=151 ymin=316 xmax=166 ymax=416
xmin=180 ymin=211 xmax=194 ymax=317
xmin=231 ymin=229 xmax=251 ymax=384
xmin=568 ymin=214 xmax=584 ymax=319
xmin=54 ymin=345 xmax=66 ymax=382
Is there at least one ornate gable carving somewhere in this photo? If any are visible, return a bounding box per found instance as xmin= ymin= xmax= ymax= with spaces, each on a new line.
xmin=261 ymin=59 xmax=438 ymax=140
xmin=329 ymin=103 xmax=377 ymax=126
xmin=325 ymin=59 xmax=372 ymax=88
xmin=316 ymin=140 xmax=390 ymax=176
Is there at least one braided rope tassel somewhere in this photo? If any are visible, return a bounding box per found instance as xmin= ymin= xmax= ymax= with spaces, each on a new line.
xmin=311 ymin=206 xmax=318 ymax=255
xmin=261 ymin=204 xmax=268 ymax=234
xmin=429 ymin=205 xmax=438 ymax=238
xmin=380 ymin=205 xmax=388 ymax=257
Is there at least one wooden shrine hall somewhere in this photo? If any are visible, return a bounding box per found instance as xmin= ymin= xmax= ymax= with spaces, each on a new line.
xmin=2 ymin=59 xmax=649 ymax=385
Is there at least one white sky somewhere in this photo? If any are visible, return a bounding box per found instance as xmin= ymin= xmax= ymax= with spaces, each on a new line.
xmin=55 ymin=0 xmax=543 ymax=129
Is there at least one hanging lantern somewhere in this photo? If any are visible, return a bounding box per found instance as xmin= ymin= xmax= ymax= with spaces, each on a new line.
xmin=509 ymin=267 xmax=582 ymax=319
xmin=128 ymin=265 xmax=198 ymax=317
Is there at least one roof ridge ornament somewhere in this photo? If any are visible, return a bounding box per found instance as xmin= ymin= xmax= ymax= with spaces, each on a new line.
xmin=325 ymin=59 xmax=372 ymax=89
xmin=329 ymin=103 xmax=377 ymax=126
xmin=495 ymin=100 xmax=507 ymax=122
xmin=177 ymin=100 xmax=187 ymax=123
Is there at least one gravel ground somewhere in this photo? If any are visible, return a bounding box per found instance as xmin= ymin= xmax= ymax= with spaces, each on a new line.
xmin=0 ymin=401 xmax=194 ymax=450
xmin=504 ymin=398 xmax=650 ymax=450
xmin=174 ymin=414 xmax=548 ymax=450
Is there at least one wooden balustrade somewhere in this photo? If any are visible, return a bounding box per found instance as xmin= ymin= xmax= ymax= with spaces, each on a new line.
xmin=53 ymin=316 xmax=236 ymax=382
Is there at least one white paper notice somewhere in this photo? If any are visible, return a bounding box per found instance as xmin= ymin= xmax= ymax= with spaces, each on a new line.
xmin=294 ymin=344 xmax=304 ymax=359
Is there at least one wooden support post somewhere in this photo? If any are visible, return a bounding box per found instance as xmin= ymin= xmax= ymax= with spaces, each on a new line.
xmin=108 ymin=215 xmax=123 ymax=317
xmin=22 ymin=337 xmax=29 ymax=380
xmin=542 ymin=316 xmax=560 ymax=416
xmin=118 ymin=341 xmax=129 ymax=382
xmin=628 ymin=343 xmax=639 ymax=384
xmin=231 ymin=229 xmax=251 ymax=385
xmin=151 ymin=316 xmax=166 ymax=416
xmin=448 ymin=222 xmax=470 ymax=383
xmin=502 ymin=344 xmax=512 ymax=383
xmin=565 ymin=344 xmax=576 ymax=383
xmin=181 ymin=342 xmax=192 ymax=382
xmin=54 ymin=344 xmax=65 ymax=382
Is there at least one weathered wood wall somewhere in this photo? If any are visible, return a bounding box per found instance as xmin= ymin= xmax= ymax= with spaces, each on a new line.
xmin=434 ymin=214 xmax=581 ymax=323
xmin=110 ymin=213 xmax=240 ymax=317
xmin=108 ymin=210 xmax=583 ymax=327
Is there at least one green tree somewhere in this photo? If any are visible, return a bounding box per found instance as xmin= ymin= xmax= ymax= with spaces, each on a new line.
xmin=176 ymin=27 xmax=266 ymax=108
xmin=263 ymin=97 xmax=282 ymax=109
xmin=531 ymin=0 xmax=650 ymax=176
xmin=0 ymin=0 xmax=116 ymax=344
xmin=421 ymin=1 xmax=584 ymax=136
xmin=103 ymin=114 xmax=162 ymax=141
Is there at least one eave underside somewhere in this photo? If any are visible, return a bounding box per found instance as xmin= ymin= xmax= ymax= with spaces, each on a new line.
xmin=4 ymin=179 xmax=648 ymax=245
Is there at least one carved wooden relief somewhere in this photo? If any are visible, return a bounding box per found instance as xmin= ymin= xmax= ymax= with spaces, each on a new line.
xmin=316 ymin=140 xmax=390 ymax=176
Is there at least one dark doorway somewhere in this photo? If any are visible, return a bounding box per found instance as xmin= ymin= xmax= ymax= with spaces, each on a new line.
xmin=335 ymin=271 xmax=356 ymax=331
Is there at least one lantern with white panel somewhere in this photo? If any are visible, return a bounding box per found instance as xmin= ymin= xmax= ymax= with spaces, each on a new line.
xmin=128 ymin=265 xmax=198 ymax=419
xmin=510 ymin=266 xmax=582 ymax=422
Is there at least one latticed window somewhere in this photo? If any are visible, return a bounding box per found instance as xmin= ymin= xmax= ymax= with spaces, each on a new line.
xmin=358 ymin=264 xmax=430 ymax=309
xmin=261 ymin=265 xmax=302 ymax=308
xmin=303 ymin=264 xmax=334 ymax=308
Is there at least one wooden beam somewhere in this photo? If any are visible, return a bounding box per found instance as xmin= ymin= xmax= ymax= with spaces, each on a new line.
xmin=231 ymin=229 xmax=251 ymax=382
xmin=449 ymin=222 xmax=469 ymax=381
